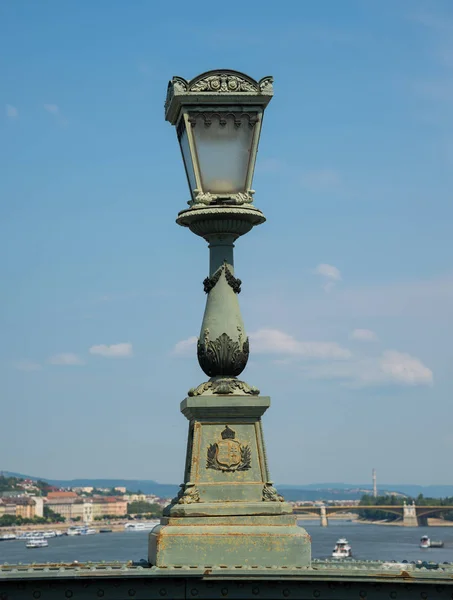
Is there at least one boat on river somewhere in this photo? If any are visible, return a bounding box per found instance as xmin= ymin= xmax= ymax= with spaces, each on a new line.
xmin=67 ymin=526 xmax=97 ymax=536
xmin=0 ymin=533 xmax=16 ymax=541
xmin=124 ymin=521 xmax=159 ymax=531
xmin=332 ymin=538 xmax=352 ymax=558
xmin=420 ymin=535 xmax=444 ymax=548
xmin=26 ymin=537 xmax=48 ymax=548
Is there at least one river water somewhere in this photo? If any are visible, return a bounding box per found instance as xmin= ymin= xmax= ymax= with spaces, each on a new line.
xmin=1 ymin=521 xmax=452 ymax=565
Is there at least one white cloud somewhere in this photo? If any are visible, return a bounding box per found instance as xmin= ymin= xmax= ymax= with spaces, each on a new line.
xmin=173 ymin=336 xmax=198 ymax=356
xmin=44 ymin=104 xmax=60 ymax=114
xmin=249 ymin=328 xmax=351 ymax=360
xmin=350 ymin=328 xmax=378 ymax=342
xmin=13 ymin=360 xmax=41 ymax=371
xmin=379 ymin=351 xmax=433 ymax=386
xmin=89 ymin=342 xmax=133 ymax=358
xmin=48 ymin=353 xmax=84 ymax=366
xmin=314 ymin=263 xmax=342 ymax=292
xmin=6 ymin=105 xmax=18 ymax=119
xmin=299 ymin=350 xmax=433 ymax=388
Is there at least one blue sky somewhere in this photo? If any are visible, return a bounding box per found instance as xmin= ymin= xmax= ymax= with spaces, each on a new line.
xmin=1 ymin=0 xmax=452 ymax=486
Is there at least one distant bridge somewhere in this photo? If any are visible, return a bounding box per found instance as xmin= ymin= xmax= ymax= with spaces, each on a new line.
xmin=293 ymin=502 xmax=453 ymax=527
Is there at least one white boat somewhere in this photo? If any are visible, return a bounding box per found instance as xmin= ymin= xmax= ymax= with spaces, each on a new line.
xmin=124 ymin=521 xmax=159 ymax=531
xmin=42 ymin=531 xmax=57 ymax=538
xmin=26 ymin=537 xmax=48 ymax=548
xmin=0 ymin=533 xmax=16 ymax=541
xmin=420 ymin=535 xmax=443 ymax=548
xmin=332 ymin=538 xmax=352 ymax=558
xmin=420 ymin=535 xmax=430 ymax=548
xmin=67 ymin=526 xmax=96 ymax=536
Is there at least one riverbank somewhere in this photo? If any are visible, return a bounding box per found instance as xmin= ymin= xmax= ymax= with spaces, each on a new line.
xmin=0 ymin=521 xmax=133 ymax=535
xmin=357 ymin=518 xmax=453 ymax=527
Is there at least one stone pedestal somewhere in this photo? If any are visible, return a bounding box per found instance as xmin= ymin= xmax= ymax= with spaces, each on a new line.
xmin=148 ymin=395 xmax=311 ymax=568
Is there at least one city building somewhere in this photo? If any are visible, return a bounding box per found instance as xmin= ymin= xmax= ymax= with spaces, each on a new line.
xmin=0 ymin=496 xmax=43 ymax=519
xmin=91 ymin=497 xmax=128 ymax=518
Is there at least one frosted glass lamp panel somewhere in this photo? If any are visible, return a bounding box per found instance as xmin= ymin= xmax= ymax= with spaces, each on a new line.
xmin=192 ymin=114 xmax=254 ymax=195
xmin=179 ymin=127 xmax=197 ymax=194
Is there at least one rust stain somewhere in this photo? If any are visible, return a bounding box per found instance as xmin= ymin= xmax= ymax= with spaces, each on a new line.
xmin=254 ymin=421 xmax=265 ymax=479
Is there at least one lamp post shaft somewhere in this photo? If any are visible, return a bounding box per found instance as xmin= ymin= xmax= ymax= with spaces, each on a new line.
xmin=208 ymin=235 xmax=234 ymax=274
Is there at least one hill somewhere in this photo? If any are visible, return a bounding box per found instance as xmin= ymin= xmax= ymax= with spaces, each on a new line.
xmin=3 ymin=472 xmax=453 ymax=501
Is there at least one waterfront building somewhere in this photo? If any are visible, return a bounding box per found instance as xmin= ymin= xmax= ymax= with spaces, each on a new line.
xmin=0 ymin=496 xmax=41 ymax=519
xmin=91 ymin=497 xmax=128 ymax=518
xmin=44 ymin=494 xmax=127 ymax=522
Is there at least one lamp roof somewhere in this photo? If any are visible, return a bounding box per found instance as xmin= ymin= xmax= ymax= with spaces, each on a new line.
xmin=165 ymin=69 xmax=273 ymax=125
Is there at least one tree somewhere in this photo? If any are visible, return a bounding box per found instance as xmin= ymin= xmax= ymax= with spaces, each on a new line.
xmin=357 ymin=494 xmax=405 ymax=522
xmin=0 ymin=514 xmax=17 ymax=527
xmin=127 ymin=501 xmax=162 ymax=516
xmin=43 ymin=506 xmax=65 ymax=523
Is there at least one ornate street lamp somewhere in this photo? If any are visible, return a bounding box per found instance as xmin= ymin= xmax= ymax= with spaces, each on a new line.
xmin=149 ymin=70 xmax=311 ymax=569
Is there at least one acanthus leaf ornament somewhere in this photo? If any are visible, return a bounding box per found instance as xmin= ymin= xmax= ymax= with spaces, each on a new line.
xmin=206 ymin=426 xmax=251 ymax=472
xmin=197 ymin=329 xmax=249 ymax=377
xmin=188 ymin=377 xmax=260 ymax=397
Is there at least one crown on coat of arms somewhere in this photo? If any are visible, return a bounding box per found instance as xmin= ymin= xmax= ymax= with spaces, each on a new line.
xmin=221 ymin=425 xmax=236 ymax=440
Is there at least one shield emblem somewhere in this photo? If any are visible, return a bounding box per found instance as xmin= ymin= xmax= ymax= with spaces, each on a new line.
xmin=215 ymin=439 xmax=241 ymax=469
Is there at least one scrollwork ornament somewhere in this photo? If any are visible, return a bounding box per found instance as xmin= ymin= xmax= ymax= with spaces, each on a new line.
xmin=262 ymin=483 xmax=284 ymax=502
xmin=190 ymin=74 xmax=258 ymax=93
xmin=177 ymin=483 xmax=200 ymax=504
xmin=259 ymin=76 xmax=274 ymax=94
xmin=229 ymin=191 xmax=254 ymax=205
xmin=193 ymin=189 xmax=216 ymax=205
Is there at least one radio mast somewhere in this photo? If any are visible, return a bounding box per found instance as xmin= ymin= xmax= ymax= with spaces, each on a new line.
xmin=372 ymin=468 xmax=377 ymax=497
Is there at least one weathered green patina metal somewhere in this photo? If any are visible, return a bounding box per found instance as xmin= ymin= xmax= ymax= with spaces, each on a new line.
xmin=2 ymin=560 xmax=453 ymax=598
xmin=148 ymin=71 xmax=311 ymax=568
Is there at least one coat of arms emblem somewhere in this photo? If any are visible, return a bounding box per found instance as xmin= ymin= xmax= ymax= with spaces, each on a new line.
xmin=206 ymin=425 xmax=251 ymax=472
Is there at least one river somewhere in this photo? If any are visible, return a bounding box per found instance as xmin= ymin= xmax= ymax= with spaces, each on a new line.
xmin=1 ymin=521 xmax=452 ymax=565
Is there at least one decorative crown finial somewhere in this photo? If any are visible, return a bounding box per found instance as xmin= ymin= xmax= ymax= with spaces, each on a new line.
xmin=221 ymin=425 xmax=236 ymax=440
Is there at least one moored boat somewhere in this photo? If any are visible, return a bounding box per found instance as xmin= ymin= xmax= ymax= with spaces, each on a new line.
xmin=124 ymin=521 xmax=159 ymax=531
xmin=26 ymin=537 xmax=48 ymax=548
xmin=332 ymin=538 xmax=352 ymax=558
xmin=0 ymin=533 xmax=16 ymax=541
